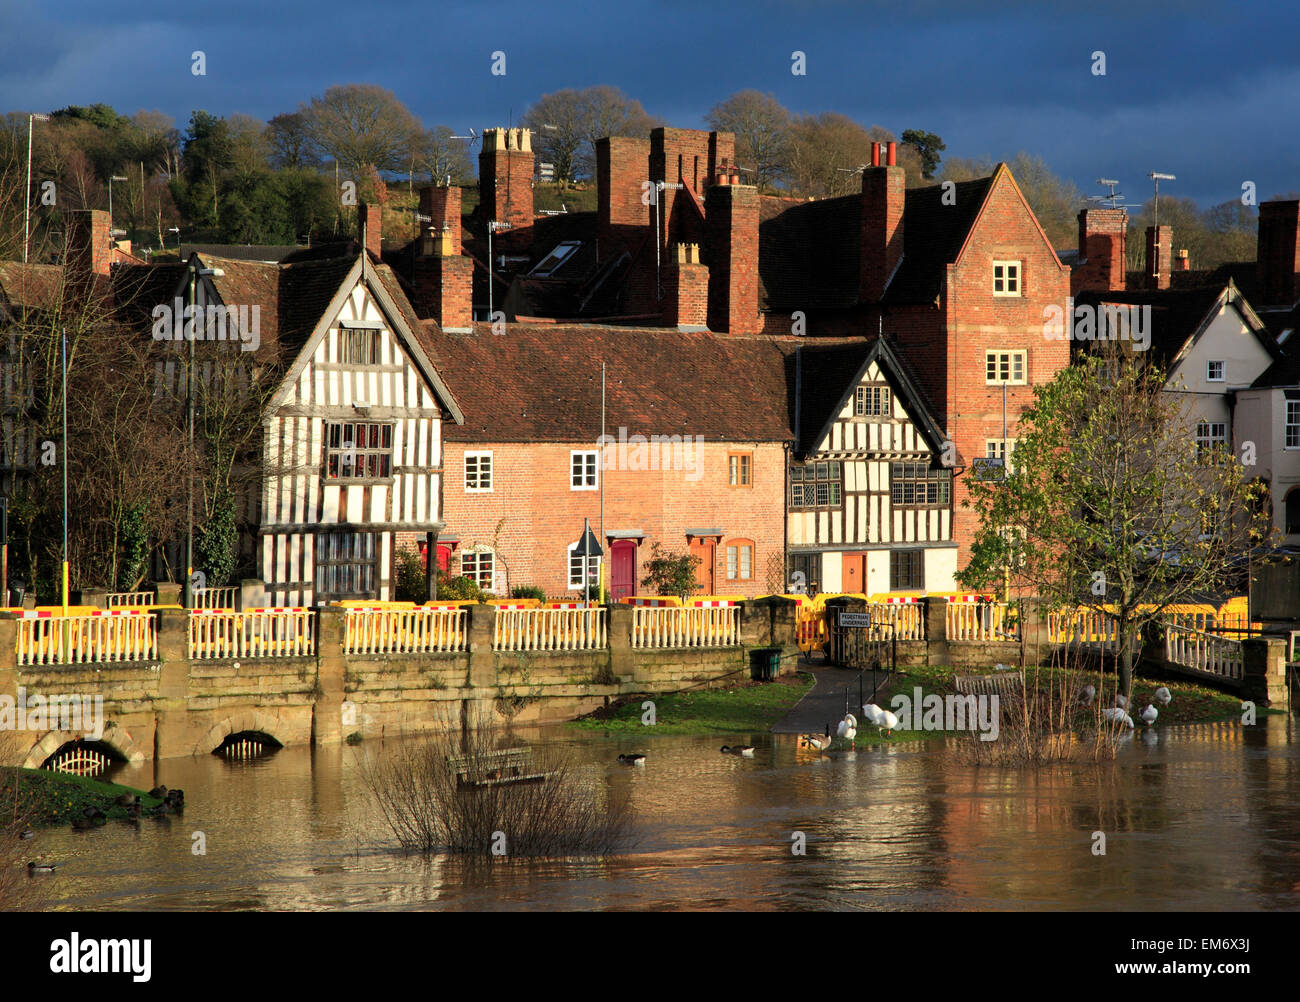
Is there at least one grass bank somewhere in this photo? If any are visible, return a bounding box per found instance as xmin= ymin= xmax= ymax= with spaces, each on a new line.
xmin=570 ymin=672 xmax=815 ymax=736
xmin=0 ymin=768 xmax=164 ymax=827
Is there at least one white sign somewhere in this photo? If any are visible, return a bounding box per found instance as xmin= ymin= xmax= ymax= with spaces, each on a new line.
xmin=838 ymin=612 xmax=872 ymax=628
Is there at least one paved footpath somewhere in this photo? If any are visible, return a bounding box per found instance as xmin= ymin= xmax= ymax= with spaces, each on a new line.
xmin=771 ymin=655 xmax=894 ymax=734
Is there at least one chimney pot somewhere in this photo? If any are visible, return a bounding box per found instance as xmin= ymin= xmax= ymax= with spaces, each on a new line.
xmin=871 ymin=143 xmax=881 ymax=168
xmin=886 ymin=142 xmax=897 ymax=167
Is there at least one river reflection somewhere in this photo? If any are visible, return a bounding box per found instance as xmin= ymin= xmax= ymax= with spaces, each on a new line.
xmin=26 ymin=715 xmax=1300 ymax=911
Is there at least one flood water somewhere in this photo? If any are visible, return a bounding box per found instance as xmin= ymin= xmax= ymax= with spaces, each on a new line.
xmin=27 ymin=715 xmax=1300 ymax=911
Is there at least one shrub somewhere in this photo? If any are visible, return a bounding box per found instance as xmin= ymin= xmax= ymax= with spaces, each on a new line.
xmin=359 ymin=712 xmax=634 ymax=857
xmin=641 ymin=542 xmax=701 ymax=599
xmin=510 ymin=584 xmax=547 ymax=601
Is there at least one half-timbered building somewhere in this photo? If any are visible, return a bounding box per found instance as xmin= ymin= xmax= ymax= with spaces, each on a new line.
xmin=787 ymin=337 xmax=956 ymax=596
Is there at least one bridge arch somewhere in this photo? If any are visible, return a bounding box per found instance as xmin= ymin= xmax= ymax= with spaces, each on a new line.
xmin=195 ymin=710 xmax=290 ymax=756
xmin=21 ymin=722 xmax=146 ymax=770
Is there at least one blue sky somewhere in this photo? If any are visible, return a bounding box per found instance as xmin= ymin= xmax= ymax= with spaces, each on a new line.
xmin=2 ymin=0 xmax=1298 ymax=207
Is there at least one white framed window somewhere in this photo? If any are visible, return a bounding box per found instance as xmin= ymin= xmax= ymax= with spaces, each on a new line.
xmin=567 ymin=543 xmax=601 ymax=591
xmin=725 ymin=541 xmax=754 ymax=581
xmin=465 ymin=451 xmax=493 ymax=492
xmin=985 ymin=350 xmax=1026 ymax=385
xmin=324 ymin=422 xmax=392 ymax=481
xmin=992 ymin=260 xmax=1021 ymax=297
xmin=1207 ymin=360 xmax=1225 ymax=382
xmin=460 ymin=549 xmax=495 ymax=590
xmin=570 ymin=450 xmax=598 ymax=490
xmin=1195 ymin=421 xmax=1228 ymax=459
xmin=983 ymin=438 xmax=1017 ymax=476
xmin=854 ymin=385 xmax=891 ymax=417
xmin=1286 ymin=400 xmax=1300 ymax=449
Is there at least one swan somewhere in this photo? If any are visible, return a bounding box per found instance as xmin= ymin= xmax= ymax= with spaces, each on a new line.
xmin=861 ymin=703 xmax=884 ymax=726
xmin=876 ymin=707 xmax=901 ymax=737
xmin=1140 ymin=704 xmax=1158 ymax=727
xmin=837 ymin=714 xmax=857 ymax=748
xmin=1079 ymin=684 xmax=1096 ymax=705
xmin=1102 ymin=707 xmax=1134 ymax=728
xmin=617 ymin=753 xmax=646 ymax=766
xmin=1154 ymin=686 xmax=1172 ymax=706
xmin=721 ymin=745 xmax=755 ymax=757
xmin=1114 ymin=693 xmax=1129 ymax=709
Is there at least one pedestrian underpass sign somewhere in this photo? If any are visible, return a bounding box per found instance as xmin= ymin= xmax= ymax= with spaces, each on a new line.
xmin=838 ymin=612 xmax=872 ymax=628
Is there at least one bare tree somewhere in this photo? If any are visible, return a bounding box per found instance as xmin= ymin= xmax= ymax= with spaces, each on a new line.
xmin=706 ymin=90 xmax=791 ymax=191
xmin=523 ymin=86 xmax=661 ymax=182
xmin=303 ymin=84 xmax=423 ymax=175
xmin=267 ymin=111 xmax=320 ymax=170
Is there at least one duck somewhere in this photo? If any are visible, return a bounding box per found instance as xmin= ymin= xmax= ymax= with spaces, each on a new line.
xmin=799 ymin=727 xmax=833 ymax=753
xmin=19 ymin=828 xmax=34 ymax=841
xmin=114 ymin=793 xmax=139 ymax=807
xmin=166 ymin=788 xmax=185 ymax=804
xmin=837 ymin=713 xmax=858 ymax=748
xmin=125 ymin=803 xmax=142 ymax=820
xmin=617 ymin=754 xmax=646 ymax=766
xmin=1114 ymin=693 xmax=1129 ymax=710
xmin=27 ymin=862 xmax=58 ymax=874
xmin=1079 ymin=684 xmax=1096 ymax=705
xmin=1154 ymin=686 xmax=1172 ymax=706
xmin=1140 ymin=704 xmax=1158 ymax=727
xmin=1102 ymin=706 xmax=1135 ymax=728
xmin=148 ymin=785 xmax=167 ymax=799
xmin=721 ymin=745 xmax=756 ymax=757
xmin=70 ymin=818 xmax=94 ymax=830
xmin=82 ymin=806 xmax=106 ymax=820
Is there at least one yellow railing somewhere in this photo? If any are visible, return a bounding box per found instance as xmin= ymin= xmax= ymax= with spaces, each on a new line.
xmin=189 ymin=609 xmax=315 ymax=660
xmin=16 ymin=614 xmax=157 ymax=666
xmin=631 ymin=606 xmax=739 ymax=648
xmin=106 ymin=591 xmax=154 ymax=608
xmin=344 ymin=608 xmax=467 ymax=654
xmin=862 ymin=602 xmax=925 ymax=641
xmin=494 ymin=607 xmax=607 ymax=652
xmin=946 ymin=602 xmax=1020 ymax=642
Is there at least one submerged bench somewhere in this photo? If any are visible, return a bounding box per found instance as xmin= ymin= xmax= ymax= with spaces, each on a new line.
xmin=954 ymin=668 xmax=1026 ymax=696
xmin=446 ymin=747 xmax=551 ymax=788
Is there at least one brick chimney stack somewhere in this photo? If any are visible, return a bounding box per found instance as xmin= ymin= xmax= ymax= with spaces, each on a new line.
xmin=414 ymin=185 xmax=473 ymax=331
xmin=662 ymin=243 xmax=709 ymax=330
xmin=1257 ymin=200 xmax=1300 ymax=306
xmin=704 ymin=182 xmax=759 ymax=334
xmin=68 ymin=209 xmax=112 ymax=280
xmin=479 ymin=127 xmax=534 ymax=253
xmin=1073 ymin=208 xmax=1127 ymax=295
xmin=860 ymin=141 xmax=905 ymax=303
xmin=1145 ymin=225 xmax=1171 ymax=290
xmin=360 ymin=203 xmax=383 ymax=259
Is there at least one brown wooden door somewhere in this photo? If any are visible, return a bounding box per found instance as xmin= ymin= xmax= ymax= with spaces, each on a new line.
xmin=690 ymin=538 xmax=716 ymax=595
xmin=610 ymin=540 xmax=637 ymax=600
xmin=842 ymin=552 xmax=868 ymax=594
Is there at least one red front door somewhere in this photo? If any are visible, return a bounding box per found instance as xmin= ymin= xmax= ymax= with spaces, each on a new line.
xmin=610 ymin=540 xmax=637 ymax=600
xmin=690 ymin=538 xmax=716 ymax=595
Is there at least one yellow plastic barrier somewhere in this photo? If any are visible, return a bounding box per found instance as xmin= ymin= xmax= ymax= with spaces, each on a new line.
xmin=618 ymin=596 xmax=682 ymax=607
xmin=486 ymin=597 xmax=541 ymax=609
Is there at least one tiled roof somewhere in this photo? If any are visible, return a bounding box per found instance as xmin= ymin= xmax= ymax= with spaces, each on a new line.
xmin=756 ymin=175 xmax=996 ymax=312
xmin=1073 ymin=285 xmax=1242 ymax=370
xmin=416 ymin=322 xmax=800 ymax=443
xmin=883 ymin=176 xmax=994 ymax=304
xmin=0 ymin=262 xmax=64 ymax=312
xmin=109 ymin=262 xmax=187 ymax=329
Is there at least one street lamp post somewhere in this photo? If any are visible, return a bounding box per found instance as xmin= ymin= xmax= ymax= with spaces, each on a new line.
xmin=23 ymin=112 xmax=50 ymax=264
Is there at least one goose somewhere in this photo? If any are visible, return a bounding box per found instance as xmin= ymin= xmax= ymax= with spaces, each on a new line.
xmin=837 ymin=713 xmax=858 ymax=748
xmin=1154 ymin=686 xmax=1172 ymax=706
xmin=1102 ymin=707 xmax=1135 ymax=728
xmin=1114 ymin=693 xmax=1129 ymax=710
xmin=799 ymin=727 xmax=833 ymax=753
xmin=1140 ymin=704 xmax=1158 ymax=727
xmin=27 ymin=862 xmax=58 ymax=874
xmin=1079 ymin=684 xmax=1096 ymax=705
xmin=617 ymin=753 xmax=646 ymax=766
xmin=721 ymin=745 xmax=755 ymax=757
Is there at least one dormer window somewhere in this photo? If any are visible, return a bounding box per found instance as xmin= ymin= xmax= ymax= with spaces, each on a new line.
xmin=993 ymin=260 xmax=1021 ymax=297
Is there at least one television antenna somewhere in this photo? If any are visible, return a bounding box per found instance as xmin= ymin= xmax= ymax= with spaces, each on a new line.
xmin=1087 ymin=178 xmax=1125 ymax=210
xmin=1149 ymin=171 xmax=1175 ymax=229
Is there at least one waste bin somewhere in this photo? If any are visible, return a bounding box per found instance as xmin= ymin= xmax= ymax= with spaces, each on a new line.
xmin=749 ymin=647 xmax=781 ymax=681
